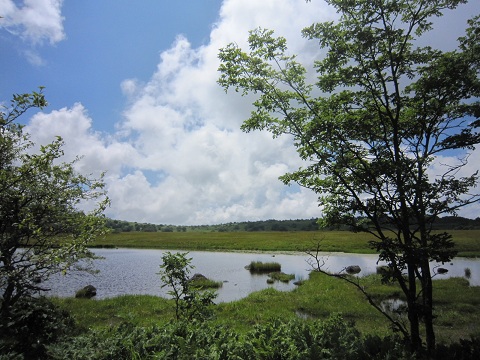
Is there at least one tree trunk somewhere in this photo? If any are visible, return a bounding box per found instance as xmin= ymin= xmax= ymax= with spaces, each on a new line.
xmin=0 ymin=281 xmax=15 ymax=324
xmin=421 ymin=261 xmax=436 ymax=355
xmin=406 ymin=263 xmax=422 ymax=353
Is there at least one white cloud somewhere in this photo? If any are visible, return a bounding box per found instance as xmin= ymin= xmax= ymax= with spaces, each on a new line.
xmin=23 ymin=49 xmax=46 ymax=66
xmin=428 ymin=149 xmax=480 ymax=218
xmin=120 ymin=79 xmax=140 ymax=98
xmin=0 ymin=0 xmax=65 ymax=65
xmin=0 ymin=0 xmax=65 ymax=45
xmin=25 ymin=103 xmax=139 ymax=178
xmin=21 ymin=0 xmax=480 ymax=224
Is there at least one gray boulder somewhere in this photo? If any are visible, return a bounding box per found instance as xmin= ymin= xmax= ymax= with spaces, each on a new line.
xmin=345 ymin=265 xmax=361 ymax=274
xmin=190 ymin=273 xmax=208 ymax=282
xmin=75 ymin=285 xmax=97 ymax=299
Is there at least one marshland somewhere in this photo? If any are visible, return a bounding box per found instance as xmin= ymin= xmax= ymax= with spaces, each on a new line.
xmin=52 ymin=229 xmax=480 ymax=345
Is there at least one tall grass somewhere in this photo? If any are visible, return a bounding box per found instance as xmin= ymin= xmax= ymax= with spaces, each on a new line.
xmin=268 ymin=272 xmax=296 ymax=283
xmin=246 ymin=261 xmax=281 ymax=273
xmin=190 ymin=277 xmax=223 ymax=289
xmin=93 ymin=229 xmax=480 ymax=256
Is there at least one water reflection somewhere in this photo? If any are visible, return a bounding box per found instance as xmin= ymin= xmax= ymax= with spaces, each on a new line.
xmin=44 ymin=249 xmax=480 ymax=303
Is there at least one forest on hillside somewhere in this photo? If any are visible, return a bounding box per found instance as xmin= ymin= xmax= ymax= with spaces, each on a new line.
xmin=106 ymin=216 xmax=480 ymax=233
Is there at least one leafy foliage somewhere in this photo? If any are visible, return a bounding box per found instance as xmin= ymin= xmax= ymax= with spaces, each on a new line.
xmin=159 ymin=252 xmax=217 ymax=321
xmin=0 ymin=297 xmax=75 ymax=359
xmin=47 ymin=315 xmax=420 ymax=360
xmin=218 ymin=0 xmax=480 ymax=354
xmin=0 ymin=89 xmax=108 ymax=357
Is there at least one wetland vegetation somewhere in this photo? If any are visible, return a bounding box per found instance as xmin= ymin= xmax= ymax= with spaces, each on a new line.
xmin=92 ymin=229 xmax=480 ymax=257
xmin=45 ymin=230 xmax=480 ymax=358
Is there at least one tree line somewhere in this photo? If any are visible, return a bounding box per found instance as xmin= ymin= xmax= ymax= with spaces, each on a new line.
xmin=106 ymin=215 xmax=480 ymax=233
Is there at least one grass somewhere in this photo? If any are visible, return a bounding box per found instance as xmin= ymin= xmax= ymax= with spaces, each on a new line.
xmin=53 ymin=295 xmax=174 ymax=330
xmin=431 ymin=277 xmax=480 ymax=341
xmin=268 ymin=272 xmax=296 ymax=283
xmin=246 ymin=261 xmax=281 ymax=273
xmin=93 ymin=229 xmax=480 ymax=256
xmin=190 ymin=278 xmax=223 ymax=289
xmin=54 ymin=273 xmax=480 ymax=343
xmin=94 ymin=231 xmax=377 ymax=253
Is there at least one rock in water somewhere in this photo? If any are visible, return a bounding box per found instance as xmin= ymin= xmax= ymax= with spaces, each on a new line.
xmin=345 ymin=265 xmax=361 ymax=274
xmin=75 ymin=285 xmax=97 ymax=298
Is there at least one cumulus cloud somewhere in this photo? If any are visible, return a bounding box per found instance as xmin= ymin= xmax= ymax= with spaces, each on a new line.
xmin=0 ymin=0 xmax=65 ymax=65
xmin=22 ymin=0 xmax=480 ymax=224
xmin=25 ymin=104 xmax=139 ymax=178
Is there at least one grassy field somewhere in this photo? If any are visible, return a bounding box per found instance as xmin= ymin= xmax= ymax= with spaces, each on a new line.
xmin=94 ymin=229 xmax=480 ymax=256
xmin=56 ymin=272 xmax=480 ymax=344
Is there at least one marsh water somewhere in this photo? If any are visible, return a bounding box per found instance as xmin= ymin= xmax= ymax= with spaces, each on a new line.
xmin=44 ymin=249 xmax=480 ymax=302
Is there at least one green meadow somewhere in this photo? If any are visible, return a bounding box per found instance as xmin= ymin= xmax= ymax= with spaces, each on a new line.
xmin=94 ymin=229 xmax=480 ymax=257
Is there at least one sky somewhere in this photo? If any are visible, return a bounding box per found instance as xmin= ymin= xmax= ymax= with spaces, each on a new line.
xmin=0 ymin=0 xmax=479 ymax=225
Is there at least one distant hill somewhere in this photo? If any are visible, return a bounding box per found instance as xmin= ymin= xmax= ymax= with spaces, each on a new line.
xmin=106 ymin=216 xmax=480 ymax=233
xmin=432 ymin=216 xmax=480 ymax=230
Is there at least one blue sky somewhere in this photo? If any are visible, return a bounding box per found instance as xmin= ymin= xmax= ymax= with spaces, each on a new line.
xmin=1 ymin=0 xmax=223 ymax=132
xmin=1 ymin=0 xmax=479 ymax=225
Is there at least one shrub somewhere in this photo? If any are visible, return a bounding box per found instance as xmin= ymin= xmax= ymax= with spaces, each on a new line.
xmin=0 ymin=297 xmax=75 ymax=359
xmin=434 ymin=337 xmax=480 ymax=360
xmin=159 ymin=252 xmax=217 ymax=321
xmin=48 ymin=315 xmax=414 ymax=359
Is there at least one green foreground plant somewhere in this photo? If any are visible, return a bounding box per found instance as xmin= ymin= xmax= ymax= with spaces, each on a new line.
xmin=45 ymin=315 xmax=408 ymax=360
xmin=158 ymin=252 xmax=217 ymax=321
xmin=46 ymin=312 xmax=480 ymax=359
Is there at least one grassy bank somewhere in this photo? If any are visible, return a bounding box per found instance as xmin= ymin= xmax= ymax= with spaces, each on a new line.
xmin=56 ymin=273 xmax=480 ymax=344
xmin=93 ymin=229 xmax=480 ymax=256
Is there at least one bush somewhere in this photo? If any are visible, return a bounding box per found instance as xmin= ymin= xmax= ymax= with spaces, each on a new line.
xmin=434 ymin=337 xmax=480 ymax=360
xmin=46 ymin=314 xmax=480 ymax=359
xmin=159 ymin=252 xmax=217 ymax=321
xmin=48 ymin=314 xmax=411 ymax=359
xmin=0 ymin=297 xmax=75 ymax=359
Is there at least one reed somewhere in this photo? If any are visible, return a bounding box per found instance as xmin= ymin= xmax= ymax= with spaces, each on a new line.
xmin=246 ymin=261 xmax=281 ymax=273
xmin=268 ymin=272 xmax=295 ymax=283
xmin=190 ymin=278 xmax=223 ymax=289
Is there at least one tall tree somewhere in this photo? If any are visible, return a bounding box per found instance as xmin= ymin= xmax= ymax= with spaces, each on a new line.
xmin=218 ymin=0 xmax=479 ymax=355
xmin=0 ymin=90 xmax=108 ymax=338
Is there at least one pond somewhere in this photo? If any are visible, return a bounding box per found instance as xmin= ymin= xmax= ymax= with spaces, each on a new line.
xmin=44 ymin=249 xmax=480 ymax=303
